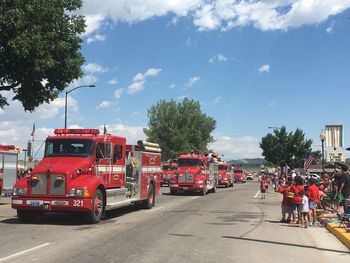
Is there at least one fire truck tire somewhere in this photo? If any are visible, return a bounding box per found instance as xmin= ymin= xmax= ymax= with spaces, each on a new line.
xmin=143 ymin=183 xmax=155 ymax=209
xmin=212 ymin=186 xmax=216 ymax=193
xmin=170 ymin=189 xmax=177 ymax=195
xmin=17 ymin=210 xmax=41 ymax=222
xmin=86 ymin=189 xmax=104 ymax=224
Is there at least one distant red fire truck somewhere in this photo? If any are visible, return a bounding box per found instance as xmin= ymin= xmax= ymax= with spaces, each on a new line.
xmin=169 ymin=154 xmax=218 ymax=195
xmin=218 ymin=162 xmax=234 ymax=188
xmin=0 ymin=145 xmax=20 ymax=196
xmin=234 ymin=167 xmax=246 ymax=183
xmin=12 ymin=129 xmax=162 ymax=223
xmin=161 ymin=161 xmax=178 ymax=186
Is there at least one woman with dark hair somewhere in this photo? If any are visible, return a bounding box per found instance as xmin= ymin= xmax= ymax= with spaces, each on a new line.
xmin=289 ymin=175 xmax=304 ymax=224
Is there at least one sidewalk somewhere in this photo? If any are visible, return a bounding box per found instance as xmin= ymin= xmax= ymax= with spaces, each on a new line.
xmin=326 ymin=222 xmax=350 ymax=249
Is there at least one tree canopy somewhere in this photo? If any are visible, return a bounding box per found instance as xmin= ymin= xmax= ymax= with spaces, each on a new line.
xmin=260 ymin=126 xmax=319 ymax=168
xmin=144 ymin=98 xmax=217 ymax=161
xmin=0 ymin=0 xmax=85 ymax=111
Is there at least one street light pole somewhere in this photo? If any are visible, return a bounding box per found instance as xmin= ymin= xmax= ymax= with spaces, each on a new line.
xmin=64 ymin=85 xmax=96 ymax=128
xmin=320 ymin=130 xmax=326 ymax=178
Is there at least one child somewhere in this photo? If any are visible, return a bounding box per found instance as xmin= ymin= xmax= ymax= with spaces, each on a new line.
xmin=307 ymin=178 xmax=319 ymax=225
xmin=300 ymin=190 xmax=309 ymax=228
xmin=277 ymin=181 xmax=292 ymax=223
xmin=260 ymin=176 xmax=267 ymax=199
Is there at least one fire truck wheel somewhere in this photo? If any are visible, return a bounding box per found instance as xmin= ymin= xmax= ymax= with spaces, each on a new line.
xmin=170 ymin=189 xmax=177 ymax=195
xmin=86 ymin=189 xmax=104 ymax=224
xmin=212 ymin=186 xmax=216 ymax=193
xmin=17 ymin=210 xmax=41 ymax=222
xmin=143 ymin=183 xmax=155 ymax=209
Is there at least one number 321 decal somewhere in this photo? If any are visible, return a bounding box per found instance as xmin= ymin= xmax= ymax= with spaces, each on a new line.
xmin=73 ymin=200 xmax=83 ymax=207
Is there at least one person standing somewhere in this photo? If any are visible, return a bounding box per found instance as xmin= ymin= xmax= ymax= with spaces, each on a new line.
xmin=307 ymin=178 xmax=320 ymax=225
xmin=260 ymin=176 xmax=267 ymax=199
xmin=300 ymin=190 xmax=309 ymax=228
xmin=337 ymin=163 xmax=350 ymax=214
xmin=290 ymin=175 xmax=304 ymax=224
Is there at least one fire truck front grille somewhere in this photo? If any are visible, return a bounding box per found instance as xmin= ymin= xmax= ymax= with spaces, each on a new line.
xmin=30 ymin=174 xmax=66 ymax=196
xmin=50 ymin=174 xmax=66 ymax=196
xmin=178 ymin=173 xmax=194 ymax=182
xmin=31 ymin=174 xmax=48 ymax=195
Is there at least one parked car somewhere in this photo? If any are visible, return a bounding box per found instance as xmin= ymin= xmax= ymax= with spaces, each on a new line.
xmin=246 ymin=173 xmax=254 ymax=181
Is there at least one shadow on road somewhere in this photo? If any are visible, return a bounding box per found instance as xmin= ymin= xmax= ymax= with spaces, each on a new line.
xmin=222 ymin=235 xmax=350 ymax=254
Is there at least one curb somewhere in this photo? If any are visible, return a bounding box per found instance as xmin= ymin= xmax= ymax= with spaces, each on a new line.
xmin=326 ymin=222 xmax=350 ymax=249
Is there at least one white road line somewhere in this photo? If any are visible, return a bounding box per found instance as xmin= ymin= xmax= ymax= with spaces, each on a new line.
xmin=191 ymin=196 xmax=200 ymax=199
xmin=0 ymin=243 xmax=50 ymax=262
xmin=254 ymin=190 xmax=260 ymax=199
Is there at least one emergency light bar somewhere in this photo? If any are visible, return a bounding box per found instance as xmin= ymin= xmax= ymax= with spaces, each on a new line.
xmin=54 ymin=129 xmax=100 ymax=135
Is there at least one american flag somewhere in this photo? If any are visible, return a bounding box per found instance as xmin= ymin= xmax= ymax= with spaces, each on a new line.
xmin=304 ymin=153 xmax=314 ymax=171
xmin=30 ymin=122 xmax=35 ymax=137
xmin=103 ymin=124 xmax=108 ymax=141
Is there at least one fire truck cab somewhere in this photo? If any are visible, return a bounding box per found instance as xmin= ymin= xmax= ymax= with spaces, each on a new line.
xmin=161 ymin=162 xmax=178 ymax=186
xmin=234 ymin=167 xmax=246 ymax=183
xmin=0 ymin=145 xmax=19 ymax=196
xmin=169 ymin=154 xmax=218 ymax=195
xmin=218 ymin=162 xmax=234 ymax=188
xmin=11 ymin=129 xmax=162 ymax=224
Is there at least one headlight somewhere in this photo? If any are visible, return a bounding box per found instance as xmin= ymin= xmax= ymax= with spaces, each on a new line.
xmin=13 ymin=187 xmax=27 ymax=196
xmin=69 ymin=188 xmax=85 ymax=197
xmin=196 ymin=180 xmax=204 ymax=184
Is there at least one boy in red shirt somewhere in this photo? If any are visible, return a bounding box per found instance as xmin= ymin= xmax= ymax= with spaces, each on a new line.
xmin=278 ymin=180 xmax=292 ymax=223
xmin=307 ymin=178 xmax=319 ymax=225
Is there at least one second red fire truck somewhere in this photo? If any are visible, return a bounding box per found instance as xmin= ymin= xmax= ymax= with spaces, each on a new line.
xmin=169 ymin=154 xmax=218 ymax=195
xmin=11 ymin=128 xmax=162 ymax=224
xmin=161 ymin=161 xmax=178 ymax=186
xmin=218 ymin=161 xmax=234 ymax=188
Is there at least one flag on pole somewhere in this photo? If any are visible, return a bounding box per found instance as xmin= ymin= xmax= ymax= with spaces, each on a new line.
xmin=30 ymin=123 xmax=35 ymax=137
xmin=103 ymin=124 xmax=108 ymax=141
xmin=304 ymin=153 xmax=315 ymax=171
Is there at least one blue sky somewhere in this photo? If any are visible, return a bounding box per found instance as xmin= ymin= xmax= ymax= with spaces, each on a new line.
xmin=1 ymin=0 xmax=350 ymax=160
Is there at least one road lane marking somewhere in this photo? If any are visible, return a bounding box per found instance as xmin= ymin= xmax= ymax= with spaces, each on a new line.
xmin=0 ymin=243 xmax=50 ymax=262
xmin=254 ymin=190 xmax=260 ymax=199
xmin=191 ymin=196 xmax=200 ymax=199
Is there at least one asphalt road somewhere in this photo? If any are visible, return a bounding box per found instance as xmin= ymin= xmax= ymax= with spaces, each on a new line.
xmin=0 ymin=180 xmax=349 ymax=263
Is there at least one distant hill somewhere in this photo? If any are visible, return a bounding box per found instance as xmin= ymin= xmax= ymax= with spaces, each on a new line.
xmin=228 ymin=158 xmax=265 ymax=166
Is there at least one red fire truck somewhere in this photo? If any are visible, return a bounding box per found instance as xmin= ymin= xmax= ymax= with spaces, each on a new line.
xmin=11 ymin=129 xmax=162 ymax=224
xmin=0 ymin=145 xmax=20 ymax=196
xmin=161 ymin=161 xmax=178 ymax=186
xmin=233 ymin=167 xmax=246 ymax=183
xmin=218 ymin=162 xmax=234 ymax=188
xmin=169 ymin=154 xmax=218 ymax=195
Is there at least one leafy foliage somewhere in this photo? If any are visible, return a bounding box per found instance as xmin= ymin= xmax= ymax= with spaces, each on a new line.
xmin=260 ymin=126 xmax=316 ymax=168
xmin=144 ymin=98 xmax=216 ymax=161
xmin=0 ymin=0 xmax=85 ymax=111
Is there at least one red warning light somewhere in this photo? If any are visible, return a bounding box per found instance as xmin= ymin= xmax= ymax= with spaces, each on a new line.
xmin=54 ymin=129 xmax=100 ymax=135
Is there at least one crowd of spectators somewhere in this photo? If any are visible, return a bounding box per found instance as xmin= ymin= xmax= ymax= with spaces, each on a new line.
xmin=259 ymin=162 xmax=350 ymax=228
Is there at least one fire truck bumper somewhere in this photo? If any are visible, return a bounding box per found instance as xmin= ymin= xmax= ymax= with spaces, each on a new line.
xmin=170 ymin=184 xmax=204 ymax=192
xmin=11 ymin=197 xmax=93 ymax=212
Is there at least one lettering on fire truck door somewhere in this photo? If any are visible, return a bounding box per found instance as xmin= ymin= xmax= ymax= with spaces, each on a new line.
xmin=111 ymin=144 xmax=125 ymax=187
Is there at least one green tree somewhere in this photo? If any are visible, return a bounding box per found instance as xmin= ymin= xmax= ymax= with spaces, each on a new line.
xmin=260 ymin=126 xmax=316 ymax=168
xmin=144 ymin=98 xmax=216 ymax=161
xmin=0 ymin=0 xmax=85 ymax=111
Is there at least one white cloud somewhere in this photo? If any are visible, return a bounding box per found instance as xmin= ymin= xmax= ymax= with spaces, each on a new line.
xmin=80 ymin=1 xmax=350 ymax=34
xmin=83 ymin=14 xmax=105 ymax=36
xmin=127 ymin=68 xmax=162 ymax=94
xmin=326 ymin=20 xmax=336 ymax=33
xmin=83 ymin=63 xmax=108 ymax=73
xmin=108 ymin=79 xmax=118 ymax=85
xmin=209 ymin=53 xmax=227 ymax=63
xmin=87 ymin=34 xmax=106 ymax=44
xmin=103 ymin=123 xmax=146 ymax=144
xmin=114 ymin=88 xmax=123 ymax=99
xmin=169 ymin=84 xmax=176 ymax=89
xmin=259 ymin=64 xmax=270 ymax=73
xmin=185 ymin=76 xmax=201 ymax=88
xmin=97 ymin=101 xmax=112 ymax=109
xmin=209 ymin=134 xmax=262 ymax=160
xmin=213 ymin=96 xmax=221 ymax=104
xmin=70 ymin=74 xmax=97 ymax=88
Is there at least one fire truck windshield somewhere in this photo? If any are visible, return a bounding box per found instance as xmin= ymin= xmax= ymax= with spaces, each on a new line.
xmin=178 ymin=158 xmax=201 ymax=167
xmin=218 ymin=165 xmax=227 ymax=170
xmin=44 ymin=139 xmax=94 ymax=157
xmin=163 ymin=165 xmax=178 ymax=171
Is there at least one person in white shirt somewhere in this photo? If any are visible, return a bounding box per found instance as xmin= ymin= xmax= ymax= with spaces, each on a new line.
xmin=300 ymin=190 xmax=309 ymax=228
